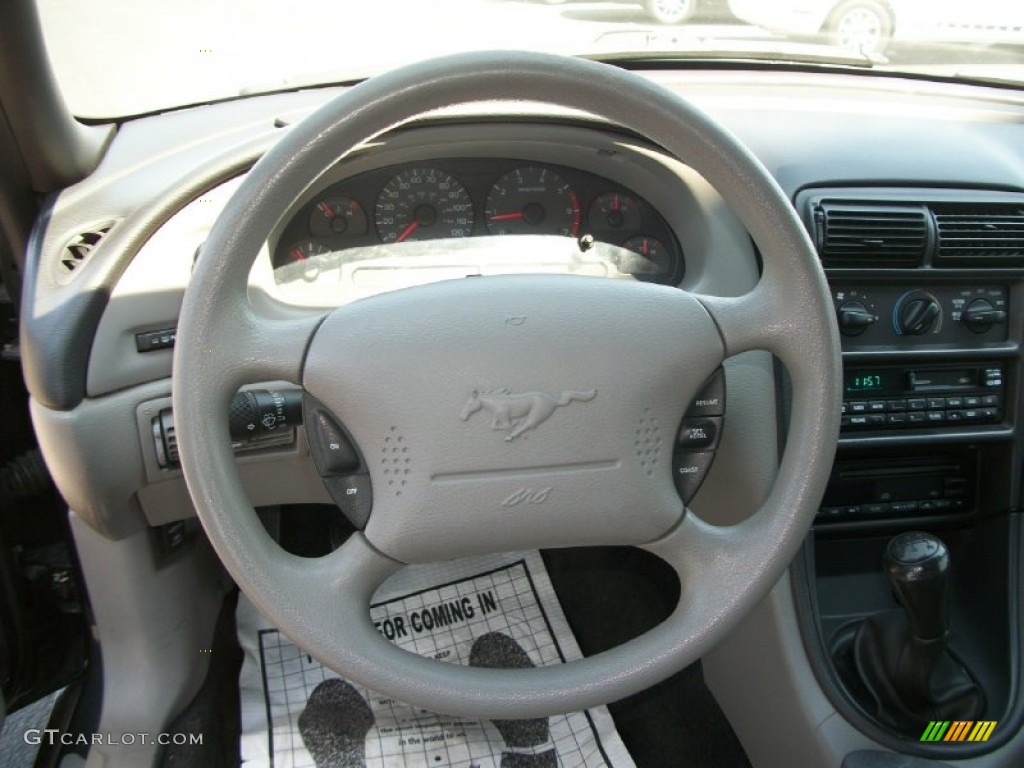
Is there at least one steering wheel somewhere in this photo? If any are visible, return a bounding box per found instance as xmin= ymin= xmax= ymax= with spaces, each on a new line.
xmin=172 ymin=51 xmax=840 ymax=719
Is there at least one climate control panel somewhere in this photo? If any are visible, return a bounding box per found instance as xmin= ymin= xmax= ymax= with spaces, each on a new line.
xmin=833 ymin=285 xmax=1007 ymax=348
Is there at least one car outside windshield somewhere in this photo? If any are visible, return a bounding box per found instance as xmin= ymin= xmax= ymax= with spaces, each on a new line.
xmin=37 ymin=0 xmax=1024 ymax=118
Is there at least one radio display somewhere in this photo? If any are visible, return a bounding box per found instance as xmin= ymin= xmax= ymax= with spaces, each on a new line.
xmin=843 ymin=369 xmax=901 ymax=396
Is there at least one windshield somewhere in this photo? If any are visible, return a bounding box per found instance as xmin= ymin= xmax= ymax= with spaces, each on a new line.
xmin=37 ymin=0 xmax=1024 ymax=118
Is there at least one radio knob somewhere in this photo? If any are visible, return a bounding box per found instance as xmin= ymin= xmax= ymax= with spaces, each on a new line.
xmin=897 ymin=296 xmax=940 ymax=336
xmin=962 ymin=298 xmax=1007 ymax=334
xmin=837 ymin=301 xmax=875 ymax=336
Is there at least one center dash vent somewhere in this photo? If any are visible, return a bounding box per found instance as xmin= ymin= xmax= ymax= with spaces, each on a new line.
xmin=59 ymin=222 xmax=115 ymax=275
xmin=932 ymin=203 xmax=1024 ymax=266
xmin=813 ymin=202 xmax=929 ymax=268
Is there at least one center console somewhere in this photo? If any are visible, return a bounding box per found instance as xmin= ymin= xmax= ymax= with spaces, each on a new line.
xmin=789 ymin=188 xmax=1024 ymax=759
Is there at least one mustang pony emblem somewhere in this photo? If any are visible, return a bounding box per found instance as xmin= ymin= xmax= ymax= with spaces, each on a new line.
xmin=460 ymin=389 xmax=597 ymax=441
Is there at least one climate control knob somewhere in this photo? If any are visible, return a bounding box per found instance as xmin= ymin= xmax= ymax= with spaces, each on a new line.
xmin=837 ymin=301 xmax=875 ymax=336
xmin=896 ymin=293 xmax=941 ymax=336
xmin=962 ymin=298 xmax=1007 ymax=334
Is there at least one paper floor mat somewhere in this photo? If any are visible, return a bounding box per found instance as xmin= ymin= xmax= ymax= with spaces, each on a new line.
xmin=237 ymin=550 xmax=635 ymax=768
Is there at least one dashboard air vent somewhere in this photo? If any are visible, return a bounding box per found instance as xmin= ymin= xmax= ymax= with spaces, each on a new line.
xmin=814 ymin=202 xmax=928 ymax=268
xmin=932 ymin=203 xmax=1024 ymax=266
xmin=59 ymin=222 xmax=115 ymax=274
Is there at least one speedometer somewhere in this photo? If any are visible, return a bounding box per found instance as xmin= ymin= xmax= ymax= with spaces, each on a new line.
xmin=374 ymin=167 xmax=474 ymax=243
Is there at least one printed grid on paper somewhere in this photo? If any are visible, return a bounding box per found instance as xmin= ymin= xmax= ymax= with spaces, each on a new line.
xmin=256 ymin=559 xmax=613 ymax=768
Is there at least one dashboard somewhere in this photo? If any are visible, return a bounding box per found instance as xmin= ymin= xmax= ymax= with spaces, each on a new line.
xmin=17 ymin=68 xmax=1024 ymax=768
xmin=271 ymin=158 xmax=684 ymax=286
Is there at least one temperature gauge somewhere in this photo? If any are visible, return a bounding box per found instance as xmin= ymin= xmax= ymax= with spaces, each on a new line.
xmin=588 ymin=192 xmax=641 ymax=231
xmin=309 ymin=196 xmax=368 ymax=238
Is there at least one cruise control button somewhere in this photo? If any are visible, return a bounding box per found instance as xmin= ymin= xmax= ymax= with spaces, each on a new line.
xmin=308 ymin=408 xmax=361 ymax=474
xmin=677 ymin=417 xmax=721 ymax=450
xmin=687 ymin=368 xmax=725 ymax=417
xmin=672 ymin=452 xmax=715 ymax=503
xmin=324 ymin=474 xmax=373 ymax=529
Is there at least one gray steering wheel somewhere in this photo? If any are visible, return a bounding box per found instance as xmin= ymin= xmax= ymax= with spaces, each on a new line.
xmin=172 ymin=51 xmax=840 ymax=718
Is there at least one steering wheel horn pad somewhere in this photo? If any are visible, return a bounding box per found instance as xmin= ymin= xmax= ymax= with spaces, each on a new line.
xmin=172 ymin=51 xmax=840 ymax=718
xmin=304 ymin=275 xmax=723 ymax=563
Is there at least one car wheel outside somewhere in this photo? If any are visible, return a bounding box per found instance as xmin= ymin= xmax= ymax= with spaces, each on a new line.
xmin=644 ymin=0 xmax=696 ymax=25
xmin=825 ymin=0 xmax=893 ymax=55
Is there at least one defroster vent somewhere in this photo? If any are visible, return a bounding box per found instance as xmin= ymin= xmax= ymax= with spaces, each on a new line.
xmin=813 ymin=202 xmax=929 ymax=268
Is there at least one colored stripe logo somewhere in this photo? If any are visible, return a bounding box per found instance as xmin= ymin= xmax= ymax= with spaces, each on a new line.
xmin=921 ymin=721 xmax=997 ymax=742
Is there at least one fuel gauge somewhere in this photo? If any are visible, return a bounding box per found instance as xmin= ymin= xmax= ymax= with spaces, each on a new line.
xmin=309 ymin=196 xmax=369 ymax=238
xmin=622 ymin=235 xmax=671 ymax=276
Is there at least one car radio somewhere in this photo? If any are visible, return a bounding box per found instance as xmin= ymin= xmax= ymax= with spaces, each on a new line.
xmin=841 ymin=363 xmax=1003 ymax=431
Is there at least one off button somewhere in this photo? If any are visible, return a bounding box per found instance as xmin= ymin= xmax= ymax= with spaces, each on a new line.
xmin=677 ymin=417 xmax=722 ymax=451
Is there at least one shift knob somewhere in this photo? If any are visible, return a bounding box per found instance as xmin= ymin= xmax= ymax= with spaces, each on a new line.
xmin=883 ymin=531 xmax=950 ymax=642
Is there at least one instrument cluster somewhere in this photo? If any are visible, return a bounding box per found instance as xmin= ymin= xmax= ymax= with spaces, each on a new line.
xmin=272 ymin=158 xmax=684 ymax=284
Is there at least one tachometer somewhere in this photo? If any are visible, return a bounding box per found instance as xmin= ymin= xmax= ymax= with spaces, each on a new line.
xmin=374 ymin=167 xmax=474 ymax=243
xmin=485 ymin=166 xmax=581 ymax=237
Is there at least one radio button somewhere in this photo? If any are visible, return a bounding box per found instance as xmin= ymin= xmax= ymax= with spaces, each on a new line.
xmin=907 ymin=412 xmax=928 ymax=424
xmin=887 ymin=413 xmax=907 ymax=425
xmin=867 ymin=414 xmax=886 ymax=426
xmin=926 ymin=410 xmax=945 ymax=423
xmin=849 ymin=415 xmax=869 ymax=427
xmin=886 ymin=399 xmax=907 ymax=411
xmin=945 ymin=396 xmax=964 ymax=408
xmin=946 ymin=410 xmax=964 ymax=422
xmin=890 ymin=501 xmax=919 ymax=514
xmin=907 ymin=398 xmax=927 ymax=411
xmin=868 ymin=401 xmax=886 ymax=412
xmin=964 ymin=396 xmax=981 ymax=408
xmin=981 ymin=408 xmax=1000 ymax=420
xmin=864 ymin=503 xmax=890 ymax=515
xmin=927 ymin=398 xmax=946 ymax=409
xmin=849 ymin=401 xmax=868 ymax=414
xmin=981 ymin=395 xmax=1000 ymax=407
xmin=841 ymin=402 xmax=849 ymax=415
xmin=962 ymin=409 xmax=982 ymax=421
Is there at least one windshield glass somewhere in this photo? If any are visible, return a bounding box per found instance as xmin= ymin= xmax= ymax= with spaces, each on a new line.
xmin=37 ymin=0 xmax=1024 ymax=118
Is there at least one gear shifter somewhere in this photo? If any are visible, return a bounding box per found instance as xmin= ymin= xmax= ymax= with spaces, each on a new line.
xmin=850 ymin=531 xmax=984 ymax=733
xmin=884 ymin=532 xmax=950 ymax=644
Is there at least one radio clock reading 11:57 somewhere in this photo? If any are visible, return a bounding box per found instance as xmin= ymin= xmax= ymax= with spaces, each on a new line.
xmin=848 ymin=373 xmax=883 ymax=392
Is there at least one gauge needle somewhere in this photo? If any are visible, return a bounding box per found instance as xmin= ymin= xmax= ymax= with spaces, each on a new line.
xmin=489 ymin=212 xmax=525 ymax=221
xmin=396 ymin=221 xmax=419 ymax=243
xmin=289 ymin=247 xmax=306 ymax=262
xmin=318 ymin=202 xmax=335 ymax=219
